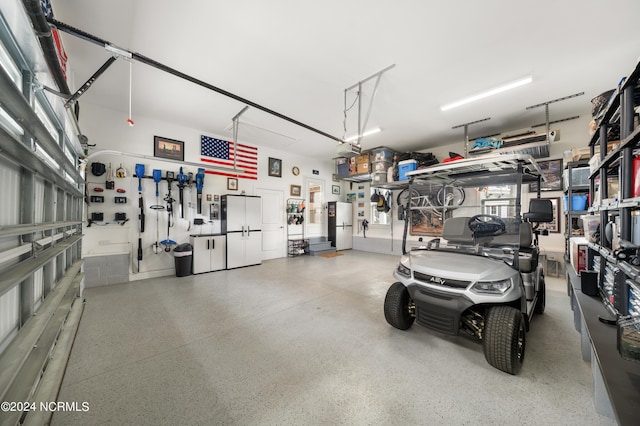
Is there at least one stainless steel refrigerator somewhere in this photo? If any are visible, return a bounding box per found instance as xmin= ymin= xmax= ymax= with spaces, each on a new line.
xmin=328 ymin=201 xmax=353 ymax=250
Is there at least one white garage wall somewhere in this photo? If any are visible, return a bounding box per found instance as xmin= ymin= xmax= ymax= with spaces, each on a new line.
xmin=78 ymin=102 xmax=339 ymax=280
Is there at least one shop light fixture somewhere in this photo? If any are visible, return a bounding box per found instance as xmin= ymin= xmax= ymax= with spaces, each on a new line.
xmin=344 ymin=127 xmax=382 ymax=142
xmin=440 ymin=76 xmax=533 ymax=111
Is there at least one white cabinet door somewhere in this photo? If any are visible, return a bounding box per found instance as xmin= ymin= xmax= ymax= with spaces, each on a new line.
xmin=245 ymin=231 xmax=262 ymax=266
xmin=245 ymin=197 xmax=261 ymax=230
xmin=191 ymin=236 xmax=210 ymax=274
xmin=226 ymin=232 xmax=245 ymax=269
xmin=226 ymin=196 xmax=245 ymax=232
xmin=336 ymin=226 xmax=353 ymax=250
xmin=211 ymin=235 xmax=226 ymax=271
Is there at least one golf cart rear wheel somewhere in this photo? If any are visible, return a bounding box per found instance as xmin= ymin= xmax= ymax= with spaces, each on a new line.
xmin=534 ymin=278 xmax=546 ymax=314
xmin=483 ymin=306 xmax=525 ymax=375
xmin=384 ymin=282 xmax=414 ymax=330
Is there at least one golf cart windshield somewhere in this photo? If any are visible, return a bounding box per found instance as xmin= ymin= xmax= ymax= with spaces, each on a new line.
xmin=402 ymin=154 xmax=546 ymax=266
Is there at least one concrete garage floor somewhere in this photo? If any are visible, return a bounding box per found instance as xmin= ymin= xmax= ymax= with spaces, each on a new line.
xmin=54 ymin=251 xmax=615 ymax=425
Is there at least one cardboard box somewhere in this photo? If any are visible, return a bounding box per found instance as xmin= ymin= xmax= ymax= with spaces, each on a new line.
xmin=570 ymin=237 xmax=588 ymax=273
xmin=357 ymin=162 xmax=369 ymax=173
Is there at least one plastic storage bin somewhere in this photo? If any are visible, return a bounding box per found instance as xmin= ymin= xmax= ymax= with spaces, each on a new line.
xmin=174 ymin=243 xmax=193 ymax=277
xmin=337 ymin=162 xmax=350 ymax=177
xmin=563 ymin=195 xmax=588 ymax=211
xmin=398 ymin=160 xmax=417 ymax=180
xmin=563 ymin=167 xmax=590 ymax=189
xmin=371 ymin=147 xmax=394 ymax=162
xmin=581 ymin=214 xmax=600 ymax=243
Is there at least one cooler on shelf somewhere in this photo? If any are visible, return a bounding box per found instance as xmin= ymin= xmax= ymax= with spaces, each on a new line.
xmin=398 ymin=159 xmax=417 ymax=181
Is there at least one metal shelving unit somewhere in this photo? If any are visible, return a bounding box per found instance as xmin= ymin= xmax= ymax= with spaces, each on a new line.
xmin=563 ymin=160 xmax=590 ymax=260
xmin=287 ymin=198 xmax=307 ymax=256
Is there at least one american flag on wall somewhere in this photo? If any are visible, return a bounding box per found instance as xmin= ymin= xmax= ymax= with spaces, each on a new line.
xmin=200 ymin=135 xmax=258 ymax=180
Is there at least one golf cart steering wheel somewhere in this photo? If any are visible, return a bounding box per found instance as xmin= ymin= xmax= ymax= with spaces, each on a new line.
xmin=468 ymin=214 xmax=506 ymax=236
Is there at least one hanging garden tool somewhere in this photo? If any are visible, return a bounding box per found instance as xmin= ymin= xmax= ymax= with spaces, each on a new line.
xmin=126 ymin=61 xmax=135 ymax=126
xmin=135 ymin=163 xmax=146 ymax=272
xmin=186 ymin=171 xmax=194 ymax=230
xmin=151 ymin=169 xmax=165 ymax=254
xmin=177 ymin=167 xmax=188 ymax=219
xmin=161 ymin=171 xmax=176 ymax=252
xmin=106 ymin=162 xmax=115 ymax=189
xmin=195 ymin=167 xmax=205 ymax=214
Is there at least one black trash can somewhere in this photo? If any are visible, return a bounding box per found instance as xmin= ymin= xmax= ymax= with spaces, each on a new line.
xmin=173 ymin=243 xmax=193 ymax=277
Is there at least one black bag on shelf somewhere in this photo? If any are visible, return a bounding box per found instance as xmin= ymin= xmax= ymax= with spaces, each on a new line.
xmin=396 ymin=152 xmax=439 ymax=167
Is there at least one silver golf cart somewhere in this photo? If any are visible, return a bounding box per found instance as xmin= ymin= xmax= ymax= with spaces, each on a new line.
xmin=384 ymin=154 xmax=554 ymax=374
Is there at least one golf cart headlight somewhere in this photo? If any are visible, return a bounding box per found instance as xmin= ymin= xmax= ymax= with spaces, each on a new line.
xmin=472 ymin=279 xmax=511 ymax=294
xmin=396 ymin=263 xmax=411 ymax=277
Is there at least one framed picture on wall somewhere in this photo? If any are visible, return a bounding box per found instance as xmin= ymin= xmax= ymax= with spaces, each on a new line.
xmin=227 ymin=177 xmax=238 ymax=190
xmin=290 ymin=185 xmax=301 ymax=196
xmin=268 ymin=157 xmax=282 ymax=177
xmin=539 ymin=197 xmax=560 ymax=233
xmin=332 ymin=185 xmax=340 ymax=195
xmin=528 ymin=159 xmax=563 ymax=192
xmin=154 ymin=136 xmax=184 ymax=161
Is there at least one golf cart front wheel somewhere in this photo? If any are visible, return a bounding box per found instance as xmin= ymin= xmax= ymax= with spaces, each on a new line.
xmin=483 ymin=306 xmax=525 ymax=375
xmin=384 ymin=282 xmax=415 ymax=330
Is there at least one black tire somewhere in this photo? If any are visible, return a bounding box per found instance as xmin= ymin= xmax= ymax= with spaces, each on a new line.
xmin=384 ymin=282 xmax=415 ymax=330
xmin=483 ymin=306 xmax=525 ymax=375
xmin=534 ymin=278 xmax=546 ymax=314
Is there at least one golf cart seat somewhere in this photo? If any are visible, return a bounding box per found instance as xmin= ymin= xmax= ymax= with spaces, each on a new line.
xmin=442 ymin=217 xmax=473 ymax=245
xmin=523 ymin=198 xmax=554 ymax=223
xmin=473 ymin=218 xmax=535 ymax=272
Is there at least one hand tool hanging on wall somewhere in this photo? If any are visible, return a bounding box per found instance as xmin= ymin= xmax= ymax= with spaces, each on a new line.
xmin=177 ymin=167 xmax=188 ymax=219
xmin=185 ymin=172 xmax=194 ymax=231
xmin=195 ymin=168 xmax=205 ymax=214
xmin=106 ymin=162 xmax=115 ymax=189
xmin=161 ymin=171 xmax=176 ymax=252
xmin=115 ymin=163 xmax=127 ymax=178
xmin=151 ymin=169 xmax=165 ymax=254
xmin=135 ymin=163 xmax=146 ymax=272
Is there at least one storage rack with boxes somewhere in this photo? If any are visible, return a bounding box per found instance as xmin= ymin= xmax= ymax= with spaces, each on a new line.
xmin=565 ymin=56 xmax=640 ymax=424
xmin=563 ymin=160 xmax=589 ymax=264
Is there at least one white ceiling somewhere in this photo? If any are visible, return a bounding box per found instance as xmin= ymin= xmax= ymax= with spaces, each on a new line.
xmin=51 ymin=0 xmax=640 ymax=159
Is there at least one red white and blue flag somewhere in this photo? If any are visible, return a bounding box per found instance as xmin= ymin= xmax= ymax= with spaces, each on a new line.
xmin=200 ymin=135 xmax=258 ymax=180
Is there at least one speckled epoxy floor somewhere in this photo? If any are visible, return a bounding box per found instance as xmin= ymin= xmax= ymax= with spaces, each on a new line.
xmin=53 ymin=250 xmax=615 ymax=425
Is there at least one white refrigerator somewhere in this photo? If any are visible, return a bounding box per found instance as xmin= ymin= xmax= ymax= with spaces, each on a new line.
xmin=328 ymin=201 xmax=353 ymax=250
xmin=221 ymin=195 xmax=262 ymax=269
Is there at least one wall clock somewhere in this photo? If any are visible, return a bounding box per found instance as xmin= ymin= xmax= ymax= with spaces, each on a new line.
xmin=292 ymin=166 xmax=300 ymax=176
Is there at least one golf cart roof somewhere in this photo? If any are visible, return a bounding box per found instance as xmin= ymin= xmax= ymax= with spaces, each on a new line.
xmin=405 ymin=153 xmax=545 ymax=188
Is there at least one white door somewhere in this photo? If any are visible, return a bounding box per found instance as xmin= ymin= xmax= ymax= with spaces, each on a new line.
xmin=256 ymin=188 xmax=284 ymax=260
xmin=305 ymin=177 xmax=325 ymax=237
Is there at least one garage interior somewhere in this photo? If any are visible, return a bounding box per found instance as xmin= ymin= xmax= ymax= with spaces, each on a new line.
xmin=1 ymin=0 xmax=640 ymax=425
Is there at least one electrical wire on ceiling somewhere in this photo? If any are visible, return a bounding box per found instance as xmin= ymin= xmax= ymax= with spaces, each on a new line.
xmin=343 ymin=91 xmax=359 ymax=141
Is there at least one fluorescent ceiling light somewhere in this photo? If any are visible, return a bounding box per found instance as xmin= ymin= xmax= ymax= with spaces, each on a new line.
xmin=344 ymin=127 xmax=381 ymax=142
xmin=440 ymin=76 xmax=533 ymax=111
